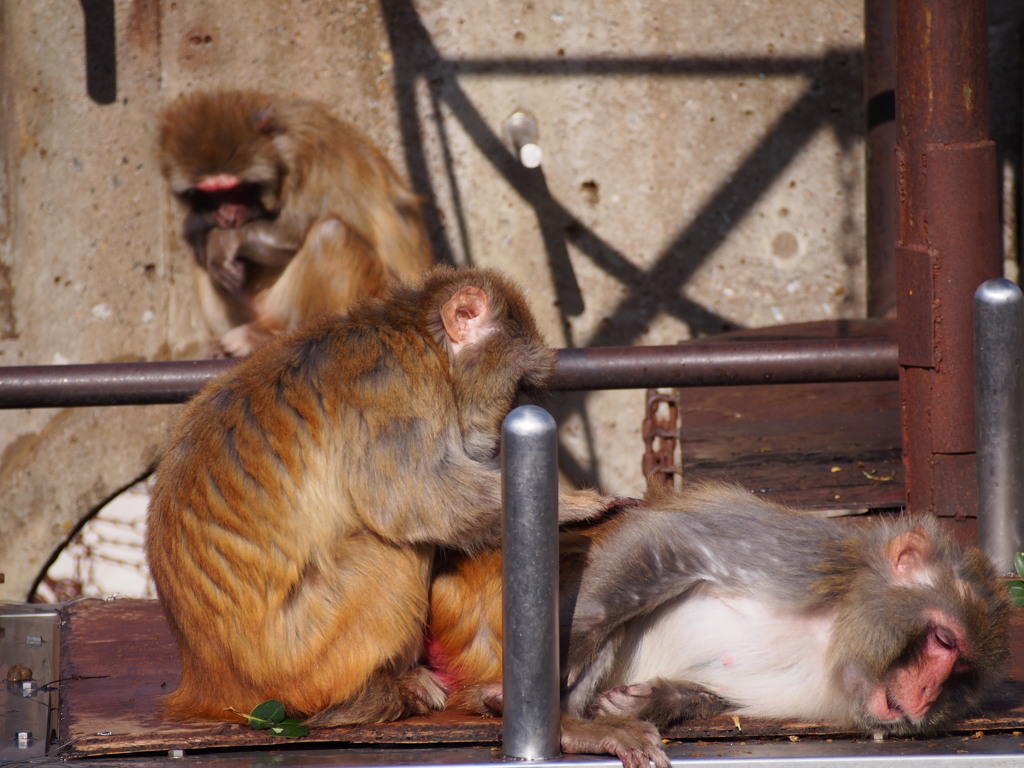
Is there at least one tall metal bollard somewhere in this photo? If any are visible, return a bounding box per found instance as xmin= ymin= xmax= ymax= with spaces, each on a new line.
xmin=974 ymin=278 xmax=1024 ymax=574
xmin=501 ymin=405 xmax=561 ymax=761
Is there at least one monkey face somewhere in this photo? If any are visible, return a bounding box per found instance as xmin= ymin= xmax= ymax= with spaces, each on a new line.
xmin=180 ymin=178 xmax=269 ymax=229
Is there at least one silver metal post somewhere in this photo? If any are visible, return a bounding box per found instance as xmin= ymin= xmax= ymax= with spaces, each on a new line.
xmin=974 ymin=278 xmax=1024 ymax=574
xmin=501 ymin=405 xmax=561 ymax=761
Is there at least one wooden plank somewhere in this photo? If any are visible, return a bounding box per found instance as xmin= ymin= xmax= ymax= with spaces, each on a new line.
xmin=679 ymin=379 xmax=904 ymax=510
xmin=670 ymin=319 xmax=904 ymax=511
xmin=59 ymin=599 xmax=1024 ymax=758
xmin=57 ymin=598 xmax=506 ymax=757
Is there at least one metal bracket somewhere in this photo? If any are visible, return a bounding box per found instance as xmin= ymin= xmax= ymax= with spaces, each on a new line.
xmin=0 ymin=603 xmax=59 ymax=760
xmin=642 ymin=388 xmax=681 ymax=491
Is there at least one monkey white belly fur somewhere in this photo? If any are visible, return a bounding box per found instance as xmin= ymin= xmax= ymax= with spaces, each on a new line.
xmin=618 ymin=592 xmax=843 ymax=720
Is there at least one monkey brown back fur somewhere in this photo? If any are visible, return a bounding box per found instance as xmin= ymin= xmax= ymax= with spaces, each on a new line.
xmin=146 ymin=266 xmax=613 ymax=727
xmin=158 ymin=89 xmax=432 ymax=356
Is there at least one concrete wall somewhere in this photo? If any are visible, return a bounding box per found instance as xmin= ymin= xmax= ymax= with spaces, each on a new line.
xmin=0 ymin=0 xmax=1020 ymax=599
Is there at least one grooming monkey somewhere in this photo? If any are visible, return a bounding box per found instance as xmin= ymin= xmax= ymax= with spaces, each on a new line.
xmin=429 ymin=481 xmax=1010 ymax=768
xmin=158 ymin=89 xmax=432 ymax=356
xmin=146 ymin=266 xmax=616 ymax=726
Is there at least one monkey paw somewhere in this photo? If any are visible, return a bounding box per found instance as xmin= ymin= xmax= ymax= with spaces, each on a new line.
xmin=203 ymin=241 xmax=245 ymax=296
xmin=593 ymin=683 xmax=655 ymax=718
xmin=209 ymin=252 xmax=247 ymax=295
xmin=561 ymin=715 xmax=669 ymax=768
xmin=558 ymin=488 xmax=638 ymax=524
xmin=304 ymin=666 xmax=447 ymax=728
xmin=219 ymin=323 xmax=274 ymax=357
xmin=447 ymin=683 xmax=504 ymax=715
xmin=481 ymin=685 xmax=503 ymax=715
xmin=399 ymin=665 xmax=448 ymax=714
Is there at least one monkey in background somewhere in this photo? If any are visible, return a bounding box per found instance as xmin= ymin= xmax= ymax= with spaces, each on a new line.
xmin=429 ymin=481 xmax=1010 ymax=768
xmin=145 ymin=266 xmax=617 ymax=727
xmin=158 ymin=89 xmax=432 ymax=357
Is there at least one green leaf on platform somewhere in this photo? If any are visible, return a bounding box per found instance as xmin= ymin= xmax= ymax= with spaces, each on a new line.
xmin=227 ymin=699 xmax=310 ymax=738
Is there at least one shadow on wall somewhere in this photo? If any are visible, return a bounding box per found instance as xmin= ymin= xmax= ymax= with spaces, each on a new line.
xmin=79 ymin=0 xmax=117 ymax=104
xmin=36 ymin=2 xmax=865 ymax=601
xmin=376 ymin=0 xmax=863 ymax=486
xmin=71 ymin=0 xmax=866 ymax=490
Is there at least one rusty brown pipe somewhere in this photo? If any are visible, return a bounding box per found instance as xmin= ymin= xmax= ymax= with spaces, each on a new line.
xmin=0 ymin=338 xmax=898 ymax=409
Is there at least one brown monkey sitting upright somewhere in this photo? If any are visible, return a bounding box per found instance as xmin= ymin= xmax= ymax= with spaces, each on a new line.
xmin=429 ymin=481 xmax=1010 ymax=768
xmin=158 ymin=89 xmax=432 ymax=357
xmin=145 ymin=266 xmax=615 ymax=727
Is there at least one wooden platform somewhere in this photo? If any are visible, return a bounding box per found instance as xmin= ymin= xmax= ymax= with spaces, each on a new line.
xmin=57 ymin=599 xmax=502 ymax=757
xmin=58 ymin=598 xmax=1024 ymax=759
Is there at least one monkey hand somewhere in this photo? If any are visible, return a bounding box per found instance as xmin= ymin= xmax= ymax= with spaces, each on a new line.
xmin=208 ymin=252 xmax=247 ymax=294
xmin=446 ymin=683 xmax=503 ymax=715
xmin=561 ymin=715 xmax=670 ymax=768
xmin=204 ymin=227 xmax=248 ymax=294
xmin=593 ymin=677 xmax=730 ymax=729
xmin=593 ymin=683 xmax=654 ymax=719
xmin=557 ymin=487 xmax=642 ymax=525
xmin=218 ymin=322 xmax=275 ymax=358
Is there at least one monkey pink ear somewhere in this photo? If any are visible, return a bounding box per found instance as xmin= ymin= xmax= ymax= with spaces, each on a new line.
xmin=441 ymin=286 xmax=492 ymax=352
xmin=884 ymin=526 xmax=934 ymax=582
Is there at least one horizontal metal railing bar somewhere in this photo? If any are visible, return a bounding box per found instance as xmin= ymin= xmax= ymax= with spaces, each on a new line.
xmin=554 ymin=337 xmax=897 ymax=390
xmin=0 ymin=359 xmax=235 ymax=409
xmin=0 ymin=337 xmax=898 ymax=409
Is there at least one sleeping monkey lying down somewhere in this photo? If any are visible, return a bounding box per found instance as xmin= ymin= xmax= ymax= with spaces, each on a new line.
xmin=429 ymin=481 xmax=1011 ymax=768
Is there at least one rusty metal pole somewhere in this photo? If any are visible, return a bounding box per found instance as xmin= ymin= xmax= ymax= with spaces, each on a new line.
xmin=894 ymin=0 xmax=1002 ymax=516
xmin=0 ymin=339 xmax=899 ymax=409
xmin=864 ymin=0 xmax=897 ymax=318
